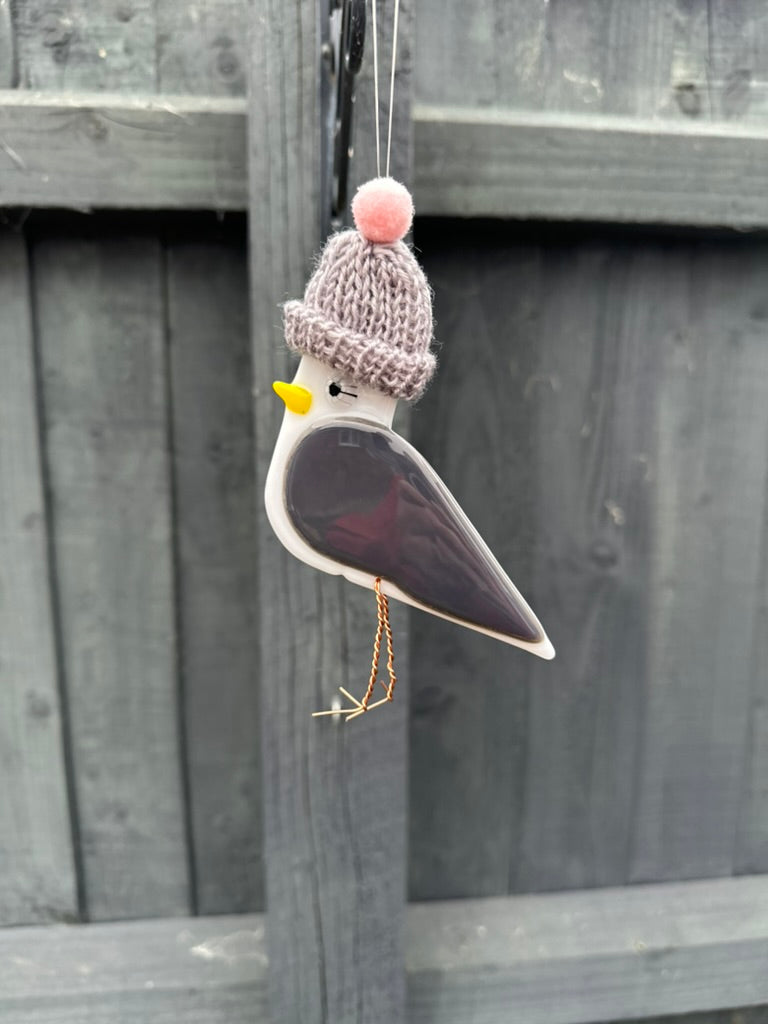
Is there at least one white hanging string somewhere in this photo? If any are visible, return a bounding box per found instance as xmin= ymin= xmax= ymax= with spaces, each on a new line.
xmin=385 ymin=0 xmax=400 ymax=177
xmin=371 ymin=0 xmax=381 ymax=177
xmin=371 ymin=0 xmax=401 ymax=179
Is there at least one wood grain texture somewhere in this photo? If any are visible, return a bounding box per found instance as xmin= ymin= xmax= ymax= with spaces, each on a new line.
xmin=410 ymin=225 xmax=655 ymax=897
xmin=5 ymin=93 xmax=768 ymax=227
xmin=0 ymin=912 xmax=268 ymax=1024
xmin=407 ymin=876 xmax=768 ymax=1024
xmin=167 ymin=242 xmax=262 ymax=915
xmin=248 ymin=1 xmax=412 ymax=1021
xmin=413 ymin=106 xmax=768 ymax=227
xmin=414 ymin=0 xmax=768 ymax=123
xmin=34 ymin=236 xmax=189 ymax=921
xmin=516 ymin=241 xmax=660 ymax=893
xmin=0 ymin=0 xmax=15 ymax=87
xmin=14 ymin=0 xmax=157 ymax=91
xmin=0 ymin=230 xmax=77 ymax=926
xmin=157 ymin=0 xmax=246 ymax=96
xmin=1 ymin=878 xmax=767 ymax=1023
xmin=410 ymin=223 xmax=768 ymax=899
xmin=0 ymin=90 xmax=246 ymax=210
xmin=631 ymin=246 xmax=768 ymax=882
xmin=409 ymin=237 xmax=539 ymax=899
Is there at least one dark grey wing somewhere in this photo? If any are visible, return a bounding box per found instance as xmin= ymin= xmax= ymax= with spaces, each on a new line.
xmin=285 ymin=422 xmax=544 ymax=645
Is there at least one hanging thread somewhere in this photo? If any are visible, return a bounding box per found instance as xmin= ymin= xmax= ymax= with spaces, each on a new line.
xmin=371 ymin=0 xmax=402 ymax=179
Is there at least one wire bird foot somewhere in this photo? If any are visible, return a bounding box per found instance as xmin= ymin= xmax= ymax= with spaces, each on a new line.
xmin=312 ymin=578 xmax=397 ymax=722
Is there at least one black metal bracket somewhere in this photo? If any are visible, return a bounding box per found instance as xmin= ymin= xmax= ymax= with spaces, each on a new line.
xmin=322 ymin=0 xmax=366 ymax=232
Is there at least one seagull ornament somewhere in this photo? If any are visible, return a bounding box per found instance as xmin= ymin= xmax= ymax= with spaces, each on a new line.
xmin=265 ymin=178 xmax=554 ymax=721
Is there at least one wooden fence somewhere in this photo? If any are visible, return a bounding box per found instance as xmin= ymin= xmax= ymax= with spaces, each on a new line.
xmin=1 ymin=2 xmax=768 ymax=1022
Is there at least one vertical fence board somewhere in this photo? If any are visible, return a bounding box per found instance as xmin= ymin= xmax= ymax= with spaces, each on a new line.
xmin=735 ymin=497 xmax=768 ymax=873
xmin=167 ymin=241 xmax=262 ymax=914
xmin=516 ymin=242 xmax=658 ymax=892
xmin=156 ymin=0 xmax=246 ymax=96
xmin=410 ymin=228 xmax=768 ymax=897
xmin=0 ymin=0 xmax=15 ymax=87
xmin=34 ymin=236 xmax=189 ymax=920
xmin=415 ymin=0 xmax=768 ymax=124
xmin=409 ymin=236 xmax=539 ymax=899
xmin=631 ymin=246 xmax=768 ymax=882
xmin=14 ymin=0 xmax=156 ymax=90
xmin=0 ymin=231 xmax=77 ymax=925
xmin=410 ymin=230 xmax=657 ymax=896
xmin=248 ymin=1 xmax=411 ymax=1020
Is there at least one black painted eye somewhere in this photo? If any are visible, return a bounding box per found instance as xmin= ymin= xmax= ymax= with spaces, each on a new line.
xmin=327 ymin=380 xmax=359 ymax=404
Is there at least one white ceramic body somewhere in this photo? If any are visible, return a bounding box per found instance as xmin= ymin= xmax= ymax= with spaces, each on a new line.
xmin=265 ymin=355 xmax=555 ymax=660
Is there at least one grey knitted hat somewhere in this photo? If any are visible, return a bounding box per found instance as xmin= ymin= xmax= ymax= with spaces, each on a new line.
xmin=283 ymin=178 xmax=436 ymax=401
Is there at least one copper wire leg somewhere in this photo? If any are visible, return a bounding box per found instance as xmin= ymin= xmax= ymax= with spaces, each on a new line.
xmin=312 ymin=578 xmax=397 ymax=722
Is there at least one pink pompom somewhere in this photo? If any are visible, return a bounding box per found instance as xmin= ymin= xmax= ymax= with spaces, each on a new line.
xmin=352 ymin=177 xmax=414 ymax=244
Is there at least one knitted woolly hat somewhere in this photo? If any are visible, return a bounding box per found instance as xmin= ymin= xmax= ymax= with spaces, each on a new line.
xmin=283 ymin=178 xmax=436 ymax=401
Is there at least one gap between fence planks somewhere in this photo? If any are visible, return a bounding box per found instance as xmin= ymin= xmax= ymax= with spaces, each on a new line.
xmin=1 ymin=877 xmax=767 ymax=1024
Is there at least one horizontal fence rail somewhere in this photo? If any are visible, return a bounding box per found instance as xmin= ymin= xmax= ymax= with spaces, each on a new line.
xmin=3 ymin=92 xmax=768 ymax=227
xmin=1 ymin=877 xmax=767 ymax=1024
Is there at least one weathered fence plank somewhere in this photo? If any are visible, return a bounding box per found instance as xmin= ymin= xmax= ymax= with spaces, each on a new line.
xmin=410 ymin=228 xmax=656 ymax=896
xmin=157 ymin=0 xmax=246 ymax=97
xmin=0 ymin=91 xmax=247 ymax=210
xmin=1 ymin=877 xmax=767 ymax=1024
xmin=166 ymin=241 xmax=262 ymax=915
xmin=413 ymin=106 xmax=768 ymax=227
xmin=409 ymin=236 xmax=539 ymax=899
xmin=631 ymin=247 xmax=768 ymax=882
xmin=410 ymin=224 xmax=768 ymax=898
xmin=415 ymin=0 xmax=768 ymax=122
xmin=514 ymin=242 xmax=659 ymax=893
xmin=5 ymin=92 xmax=768 ymax=227
xmin=407 ymin=876 xmax=768 ymax=1024
xmin=0 ymin=912 xmax=269 ymax=1024
xmin=14 ymin=0 xmax=157 ymax=91
xmin=0 ymin=230 xmax=77 ymax=926
xmin=34 ymin=236 xmax=189 ymax=920
xmin=248 ymin=1 xmax=411 ymax=1020
xmin=0 ymin=0 xmax=15 ymax=87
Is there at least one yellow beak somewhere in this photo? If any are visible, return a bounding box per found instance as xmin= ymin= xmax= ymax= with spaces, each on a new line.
xmin=273 ymin=381 xmax=312 ymax=415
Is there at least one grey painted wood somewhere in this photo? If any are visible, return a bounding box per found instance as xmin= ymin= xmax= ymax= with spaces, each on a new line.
xmin=12 ymin=0 xmax=247 ymax=95
xmin=0 ymin=912 xmax=268 ymax=1024
xmin=410 ymin=228 xmax=655 ymax=897
xmin=631 ymin=247 xmax=768 ymax=882
xmin=413 ymin=106 xmax=768 ymax=227
xmin=609 ymin=1011 xmax=768 ymax=1024
xmin=0 ymin=91 xmax=246 ymax=210
xmin=14 ymin=0 xmax=157 ymax=90
xmin=34 ymin=236 xmax=189 ymax=921
xmin=0 ymin=0 xmax=15 ymax=87
xmin=157 ymin=0 xmax=246 ymax=96
xmin=6 ymin=91 xmax=768 ymax=227
xmin=515 ymin=241 xmax=659 ymax=893
xmin=1 ymin=877 xmax=767 ymax=1023
xmin=0 ymin=231 xmax=77 ymax=926
xmin=736 ymin=525 xmax=768 ymax=873
xmin=248 ymin=1 xmax=412 ymax=1021
xmin=407 ymin=876 xmax=768 ymax=1024
xmin=410 ymin=225 xmax=768 ymax=899
xmin=166 ymin=242 xmax=262 ymax=915
xmin=414 ymin=0 xmax=768 ymax=123
xmin=409 ymin=237 xmax=539 ymax=899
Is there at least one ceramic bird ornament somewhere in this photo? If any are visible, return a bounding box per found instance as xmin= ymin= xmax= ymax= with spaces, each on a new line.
xmin=265 ymin=177 xmax=554 ymax=720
